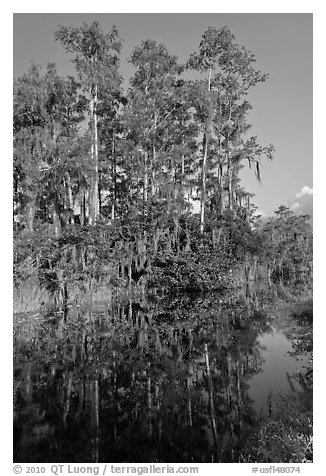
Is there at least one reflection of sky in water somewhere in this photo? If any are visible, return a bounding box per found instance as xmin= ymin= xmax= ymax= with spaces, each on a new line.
xmin=248 ymin=330 xmax=308 ymax=415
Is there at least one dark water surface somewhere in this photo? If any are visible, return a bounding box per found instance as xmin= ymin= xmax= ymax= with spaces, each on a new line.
xmin=13 ymin=281 xmax=312 ymax=463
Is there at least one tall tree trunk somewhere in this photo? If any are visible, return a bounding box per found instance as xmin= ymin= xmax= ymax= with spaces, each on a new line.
xmin=25 ymin=195 xmax=36 ymax=232
xmin=52 ymin=203 xmax=61 ymax=238
xmin=90 ymin=84 xmax=99 ymax=225
xmin=94 ymin=85 xmax=99 ymax=220
xmin=143 ymin=152 xmax=148 ymax=204
xmin=151 ymin=113 xmax=157 ymax=199
xmin=151 ymin=142 xmax=156 ymax=198
xmin=90 ymin=97 xmax=95 ymax=224
xmin=200 ymin=67 xmax=212 ymax=234
xmin=79 ymin=185 xmax=87 ymax=226
xmin=227 ymin=160 xmax=233 ymax=211
xmin=66 ymin=173 xmax=75 ymax=225
xmin=179 ymin=155 xmax=185 ymax=213
xmin=111 ymin=134 xmax=116 ymax=221
xmin=98 ymin=172 xmax=102 ymax=217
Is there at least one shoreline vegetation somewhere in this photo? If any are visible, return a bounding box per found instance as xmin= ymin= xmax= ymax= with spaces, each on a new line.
xmin=13 ymin=205 xmax=312 ymax=314
xmin=13 ymin=218 xmax=312 ymax=315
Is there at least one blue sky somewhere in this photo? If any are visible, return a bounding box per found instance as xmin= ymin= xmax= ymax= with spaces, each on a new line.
xmin=13 ymin=13 xmax=313 ymax=217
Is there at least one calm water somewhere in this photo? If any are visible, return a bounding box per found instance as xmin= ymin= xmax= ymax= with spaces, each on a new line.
xmin=13 ymin=282 xmax=312 ymax=463
xmin=249 ymin=331 xmax=309 ymax=414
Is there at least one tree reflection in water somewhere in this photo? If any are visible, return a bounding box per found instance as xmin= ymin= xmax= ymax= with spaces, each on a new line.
xmin=13 ymin=283 xmax=311 ymax=463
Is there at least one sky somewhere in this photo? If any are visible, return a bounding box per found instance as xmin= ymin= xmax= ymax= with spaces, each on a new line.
xmin=13 ymin=13 xmax=313 ymax=217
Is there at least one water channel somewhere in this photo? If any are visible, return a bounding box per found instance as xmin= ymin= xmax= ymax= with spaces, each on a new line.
xmin=13 ymin=280 xmax=312 ymax=463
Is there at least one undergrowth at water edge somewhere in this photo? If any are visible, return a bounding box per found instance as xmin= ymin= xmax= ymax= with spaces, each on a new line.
xmin=240 ymin=394 xmax=313 ymax=463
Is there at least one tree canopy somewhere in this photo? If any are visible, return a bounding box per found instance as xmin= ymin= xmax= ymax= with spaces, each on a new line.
xmin=13 ymin=23 xmax=312 ymax=302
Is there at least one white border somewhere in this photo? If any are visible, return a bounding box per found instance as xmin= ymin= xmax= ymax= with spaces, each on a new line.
xmin=3 ymin=3 xmax=323 ymax=474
